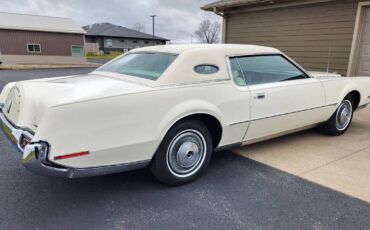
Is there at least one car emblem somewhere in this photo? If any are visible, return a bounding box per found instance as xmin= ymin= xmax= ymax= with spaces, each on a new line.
xmin=6 ymin=101 xmax=12 ymax=114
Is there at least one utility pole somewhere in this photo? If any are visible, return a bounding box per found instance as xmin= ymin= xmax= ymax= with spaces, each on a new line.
xmin=150 ymin=15 xmax=157 ymax=46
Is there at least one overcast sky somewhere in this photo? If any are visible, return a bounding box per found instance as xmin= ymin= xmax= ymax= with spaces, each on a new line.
xmin=0 ymin=0 xmax=222 ymax=43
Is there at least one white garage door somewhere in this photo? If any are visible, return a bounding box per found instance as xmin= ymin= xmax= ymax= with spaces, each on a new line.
xmin=356 ymin=7 xmax=370 ymax=76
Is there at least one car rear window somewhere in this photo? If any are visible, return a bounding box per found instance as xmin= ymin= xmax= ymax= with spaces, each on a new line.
xmin=98 ymin=52 xmax=177 ymax=81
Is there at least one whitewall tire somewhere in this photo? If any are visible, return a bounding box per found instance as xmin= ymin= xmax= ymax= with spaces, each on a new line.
xmin=150 ymin=119 xmax=213 ymax=185
xmin=322 ymin=95 xmax=354 ymax=136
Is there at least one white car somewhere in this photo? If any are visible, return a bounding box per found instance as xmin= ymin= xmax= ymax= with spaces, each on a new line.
xmin=1 ymin=44 xmax=370 ymax=185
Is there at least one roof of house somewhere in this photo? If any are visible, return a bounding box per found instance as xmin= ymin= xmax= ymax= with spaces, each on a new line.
xmin=202 ymin=0 xmax=282 ymax=11
xmin=83 ymin=23 xmax=169 ymax=41
xmin=0 ymin=12 xmax=86 ymax=34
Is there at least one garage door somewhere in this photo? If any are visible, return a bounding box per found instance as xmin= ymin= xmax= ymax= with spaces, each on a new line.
xmin=356 ymin=7 xmax=370 ymax=76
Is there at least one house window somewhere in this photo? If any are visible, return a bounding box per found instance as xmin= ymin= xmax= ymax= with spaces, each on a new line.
xmin=121 ymin=40 xmax=125 ymax=43
xmin=106 ymin=39 xmax=113 ymax=48
xmin=133 ymin=40 xmax=138 ymax=43
xmin=71 ymin=46 xmax=84 ymax=57
xmin=27 ymin=44 xmax=41 ymax=53
xmin=144 ymin=41 xmax=149 ymax=44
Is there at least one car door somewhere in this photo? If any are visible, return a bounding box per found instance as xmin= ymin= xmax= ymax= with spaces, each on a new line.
xmin=230 ymin=54 xmax=326 ymax=142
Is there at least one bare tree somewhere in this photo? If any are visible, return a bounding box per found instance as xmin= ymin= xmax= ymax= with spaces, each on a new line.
xmin=195 ymin=20 xmax=221 ymax=44
xmin=133 ymin=23 xmax=146 ymax=33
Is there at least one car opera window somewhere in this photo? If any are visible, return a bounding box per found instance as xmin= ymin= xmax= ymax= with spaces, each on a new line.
xmin=98 ymin=52 xmax=177 ymax=81
xmin=194 ymin=65 xmax=219 ymax=74
xmin=235 ymin=55 xmax=309 ymax=86
xmin=27 ymin=44 xmax=41 ymax=53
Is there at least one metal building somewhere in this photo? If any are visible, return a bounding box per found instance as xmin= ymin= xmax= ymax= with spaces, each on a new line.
xmin=0 ymin=12 xmax=86 ymax=65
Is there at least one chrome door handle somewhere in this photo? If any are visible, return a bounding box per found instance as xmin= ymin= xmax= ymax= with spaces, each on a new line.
xmin=256 ymin=93 xmax=266 ymax=100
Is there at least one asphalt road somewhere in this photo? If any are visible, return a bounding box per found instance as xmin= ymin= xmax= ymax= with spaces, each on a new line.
xmin=1 ymin=68 xmax=370 ymax=230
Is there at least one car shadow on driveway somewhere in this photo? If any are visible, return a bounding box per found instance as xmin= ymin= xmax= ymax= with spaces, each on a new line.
xmin=1 ymin=137 xmax=370 ymax=230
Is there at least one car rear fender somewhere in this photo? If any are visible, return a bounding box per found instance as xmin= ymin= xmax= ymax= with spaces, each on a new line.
xmin=157 ymin=100 xmax=226 ymax=143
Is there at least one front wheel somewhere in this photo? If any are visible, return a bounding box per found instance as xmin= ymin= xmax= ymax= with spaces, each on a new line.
xmin=150 ymin=119 xmax=213 ymax=186
xmin=322 ymin=95 xmax=354 ymax=136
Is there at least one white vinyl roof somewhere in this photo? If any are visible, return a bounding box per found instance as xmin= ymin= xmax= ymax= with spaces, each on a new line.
xmin=94 ymin=44 xmax=282 ymax=87
xmin=133 ymin=44 xmax=280 ymax=55
xmin=0 ymin=12 xmax=86 ymax=34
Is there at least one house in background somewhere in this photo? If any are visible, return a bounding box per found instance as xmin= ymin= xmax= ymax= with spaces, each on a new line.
xmin=0 ymin=12 xmax=86 ymax=65
xmin=83 ymin=23 xmax=169 ymax=54
xmin=202 ymin=0 xmax=370 ymax=76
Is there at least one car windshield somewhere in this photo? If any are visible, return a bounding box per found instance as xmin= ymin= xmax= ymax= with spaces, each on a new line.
xmin=98 ymin=52 xmax=177 ymax=81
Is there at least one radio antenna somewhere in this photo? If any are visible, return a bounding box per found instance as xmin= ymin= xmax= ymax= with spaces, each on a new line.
xmin=326 ymin=46 xmax=332 ymax=75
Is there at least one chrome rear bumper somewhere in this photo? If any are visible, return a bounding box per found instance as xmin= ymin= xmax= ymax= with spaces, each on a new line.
xmin=0 ymin=107 xmax=70 ymax=177
xmin=0 ymin=106 xmax=149 ymax=178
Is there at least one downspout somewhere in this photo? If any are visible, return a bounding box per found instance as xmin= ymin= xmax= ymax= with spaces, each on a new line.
xmin=213 ymin=7 xmax=227 ymax=44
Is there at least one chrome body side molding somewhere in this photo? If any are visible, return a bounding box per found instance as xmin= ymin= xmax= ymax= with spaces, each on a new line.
xmin=229 ymin=103 xmax=337 ymax=126
xmin=250 ymin=103 xmax=337 ymax=122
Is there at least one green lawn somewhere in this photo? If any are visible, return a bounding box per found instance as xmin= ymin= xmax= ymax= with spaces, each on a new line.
xmin=86 ymin=51 xmax=123 ymax=59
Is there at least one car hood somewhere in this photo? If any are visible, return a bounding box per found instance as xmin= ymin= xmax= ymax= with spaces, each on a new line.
xmin=308 ymin=71 xmax=342 ymax=80
xmin=1 ymin=73 xmax=151 ymax=130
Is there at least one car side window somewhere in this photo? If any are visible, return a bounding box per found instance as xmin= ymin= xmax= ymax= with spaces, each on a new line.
xmin=236 ymin=55 xmax=308 ymax=86
xmin=229 ymin=58 xmax=246 ymax=86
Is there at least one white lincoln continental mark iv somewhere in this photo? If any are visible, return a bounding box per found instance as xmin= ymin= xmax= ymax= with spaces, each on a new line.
xmin=1 ymin=45 xmax=370 ymax=185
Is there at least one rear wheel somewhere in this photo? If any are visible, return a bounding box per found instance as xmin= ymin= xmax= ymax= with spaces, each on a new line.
xmin=150 ymin=119 xmax=213 ymax=186
xmin=322 ymin=95 xmax=354 ymax=136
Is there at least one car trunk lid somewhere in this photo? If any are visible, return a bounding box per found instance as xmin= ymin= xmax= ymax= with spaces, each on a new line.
xmin=2 ymin=73 xmax=151 ymax=131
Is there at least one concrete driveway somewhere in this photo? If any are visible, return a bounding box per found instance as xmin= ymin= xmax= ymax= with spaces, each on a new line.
xmin=235 ymin=109 xmax=370 ymax=202
xmin=0 ymin=68 xmax=370 ymax=229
